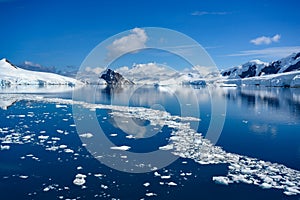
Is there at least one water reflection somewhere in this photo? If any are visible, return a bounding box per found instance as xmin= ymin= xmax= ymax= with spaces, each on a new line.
xmin=221 ymin=86 xmax=300 ymax=122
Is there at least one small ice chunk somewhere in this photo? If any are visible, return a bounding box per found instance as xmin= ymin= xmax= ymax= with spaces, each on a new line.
xmin=56 ymin=105 xmax=67 ymax=108
xmin=110 ymin=133 xmax=118 ymax=137
xmin=94 ymin=174 xmax=103 ymax=177
xmin=77 ymin=166 xmax=83 ymax=170
xmin=159 ymin=144 xmax=173 ymax=151
xmin=51 ymin=137 xmax=60 ymax=141
xmin=168 ymin=182 xmax=177 ymax=186
xmin=161 ymin=175 xmax=171 ymax=179
xmin=101 ymin=184 xmax=108 ymax=189
xmin=110 ymin=146 xmax=131 ymax=151
xmin=154 ymin=172 xmax=160 ymax=177
xmin=59 ymin=145 xmax=67 ymax=149
xmin=125 ymin=135 xmax=135 ymax=139
xmin=19 ymin=175 xmax=29 ymax=179
xmin=73 ymin=174 xmax=86 ymax=186
xmin=1 ymin=145 xmax=10 ymax=150
xmin=260 ymin=182 xmax=272 ymax=189
xmin=56 ymin=130 xmax=64 ymax=134
xmin=143 ymin=182 xmax=150 ymax=187
xmin=212 ymin=176 xmax=230 ymax=185
xmin=145 ymin=192 xmax=157 ymax=197
xmin=64 ymin=149 xmax=74 ymax=153
xmin=38 ymin=135 xmax=49 ymax=140
xmin=79 ymin=133 xmax=93 ymax=138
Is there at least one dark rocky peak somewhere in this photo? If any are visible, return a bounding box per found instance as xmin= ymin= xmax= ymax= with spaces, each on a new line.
xmin=100 ymin=69 xmax=134 ymax=85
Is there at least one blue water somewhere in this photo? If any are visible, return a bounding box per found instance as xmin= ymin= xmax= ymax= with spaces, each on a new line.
xmin=0 ymin=86 xmax=299 ymax=199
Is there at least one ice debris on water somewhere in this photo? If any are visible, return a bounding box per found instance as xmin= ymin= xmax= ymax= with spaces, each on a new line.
xmin=0 ymin=94 xmax=299 ymax=196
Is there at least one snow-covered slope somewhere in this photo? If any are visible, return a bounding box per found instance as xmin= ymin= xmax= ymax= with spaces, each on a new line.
xmin=0 ymin=58 xmax=81 ymax=86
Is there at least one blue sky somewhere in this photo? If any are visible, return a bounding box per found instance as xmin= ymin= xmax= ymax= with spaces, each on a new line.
xmin=0 ymin=0 xmax=300 ymax=70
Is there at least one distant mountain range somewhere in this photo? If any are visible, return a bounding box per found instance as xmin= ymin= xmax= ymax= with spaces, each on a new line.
xmin=1 ymin=52 xmax=300 ymax=87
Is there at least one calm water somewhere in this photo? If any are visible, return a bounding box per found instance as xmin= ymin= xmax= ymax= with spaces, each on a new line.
xmin=0 ymin=85 xmax=299 ymax=200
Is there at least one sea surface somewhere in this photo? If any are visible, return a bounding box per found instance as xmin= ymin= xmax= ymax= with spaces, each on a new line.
xmin=0 ymin=85 xmax=299 ymax=200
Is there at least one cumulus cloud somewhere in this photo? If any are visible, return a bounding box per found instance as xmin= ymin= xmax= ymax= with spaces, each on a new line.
xmin=250 ymin=34 xmax=281 ymax=45
xmin=106 ymin=28 xmax=148 ymax=61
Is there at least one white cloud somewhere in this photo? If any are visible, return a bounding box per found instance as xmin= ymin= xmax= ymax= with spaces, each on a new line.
xmin=227 ymin=46 xmax=300 ymax=58
xmin=85 ymin=66 xmax=105 ymax=74
xmin=191 ymin=11 xmax=230 ymax=16
xmin=24 ymin=61 xmax=42 ymax=68
xmin=250 ymin=34 xmax=281 ymax=45
xmin=106 ymin=28 xmax=148 ymax=61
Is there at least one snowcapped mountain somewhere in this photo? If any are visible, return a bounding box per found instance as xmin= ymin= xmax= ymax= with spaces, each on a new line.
xmin=221 ymin=52 xmax=300 ymax=79
xmin=220 ymin=52 xmax=300 ymax=87
xmin=0 ymin=58 xmax=81 ymax=86
xmin=113 ymin=62 xmax=208 ymax=85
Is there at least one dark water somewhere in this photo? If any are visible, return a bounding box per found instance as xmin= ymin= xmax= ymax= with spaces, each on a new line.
xmin=0 ymin=85 xmax=299 ymax=200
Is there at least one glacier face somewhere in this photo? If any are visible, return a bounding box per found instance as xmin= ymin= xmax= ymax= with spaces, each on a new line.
xmin=0 ymin=58 xmax=81 ymax=86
